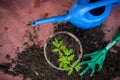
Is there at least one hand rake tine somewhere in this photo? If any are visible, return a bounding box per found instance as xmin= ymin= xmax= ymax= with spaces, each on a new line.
xmin=80 ymin=66 xmax=90 ymax=76
xmin=90 ymin=68 xmax=95 ymax=77
xmin=83 ymin=53 xmax=92 ymax=58
xmin=98 ymin=65 xmax=103 ymax=71
xmin=79 ymin=61 xmax=91 ymax=65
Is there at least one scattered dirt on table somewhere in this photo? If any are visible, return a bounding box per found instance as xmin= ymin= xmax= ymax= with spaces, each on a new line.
xmin=4 ymin=26 xmax=8 ymax=31
xmin=0 ymin=23 xmax=120 ymax=80
xmin=34 ymin=0 xmax=41 ymax=8
xmin=40 ymin=12 xmax=49 ymax=19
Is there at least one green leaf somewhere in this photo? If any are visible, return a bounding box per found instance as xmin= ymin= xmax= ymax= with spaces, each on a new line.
xmin=52 ymin=38 xmax=62 ymax=48
xmin=55 ymin=38 xmax=58 ymax=42
xmin=75 ymin=64 xmax=81 ymax=72
xmin=64 ymin=60 xmax=70 ymax=64
xmin=59 ymin=57 xmax=70 ymax=64
xmin=68 ymin=68 xmax=73 ymax=75
xmin=71 ymin=61 xmax=78 ymax=68
xmin=52 ymin=48 xmax=59 ymax=53
xmin=52 ymin=41 xmax=59 ymax=47
xmin=60 ymin=45 xmax=66 ymax=50
xmin=63 ymin=49 xmax=70 ymax=56
xmin=64 ymin=49 xmax=73 ymax=56
xmin=69 ymin=49 xmax=73 ymax=54
xmin=63 ymin=64 xmax=69 ymax=71
xmin=67 ymin=54 xmax=74 ymax=61
xmin=59 ymin=41 xmax=63 ymax=47
xmin=59 ymin=63 xmax=64 ymax=68
xmin=59 ymin=51 xmax=63 ymax=58
xmin=58 ymin=56 xmax=66 ymax=62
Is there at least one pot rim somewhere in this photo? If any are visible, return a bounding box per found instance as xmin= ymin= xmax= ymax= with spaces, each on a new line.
xmin=44 ymin=31 xmax=83 ymax=71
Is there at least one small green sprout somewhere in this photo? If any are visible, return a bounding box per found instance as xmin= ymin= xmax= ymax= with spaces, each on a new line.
xmin=52 ymin=38 xmax=81 ymax=75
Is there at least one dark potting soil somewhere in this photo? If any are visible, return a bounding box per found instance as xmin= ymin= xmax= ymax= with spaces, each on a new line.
xmin=0 ymin=23 xmax=120 ymax=80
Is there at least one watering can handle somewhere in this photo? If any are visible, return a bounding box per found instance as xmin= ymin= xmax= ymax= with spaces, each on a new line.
xmin=112 ymin=2 xmax=120 ymax=7
xmin=82 ymin=0 xmax=120 ymax=13
xmin=78 ymin=0 xmax=89 ymax=4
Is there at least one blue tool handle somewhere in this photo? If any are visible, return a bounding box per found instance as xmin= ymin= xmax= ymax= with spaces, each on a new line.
xmin=31 ymin=14 xmax=69 ymax=26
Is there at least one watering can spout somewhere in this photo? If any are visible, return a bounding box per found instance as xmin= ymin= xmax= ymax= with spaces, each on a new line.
xmin=31 ymin=14 xmax=69 ymax=26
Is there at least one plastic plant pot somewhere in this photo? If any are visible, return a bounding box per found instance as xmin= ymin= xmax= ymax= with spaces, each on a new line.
xmin=44 ymin=31 xmax=83 ymax=71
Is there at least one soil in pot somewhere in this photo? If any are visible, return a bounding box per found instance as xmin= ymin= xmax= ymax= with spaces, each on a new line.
xmin=45 ymin=32 xmax=82 ymax=70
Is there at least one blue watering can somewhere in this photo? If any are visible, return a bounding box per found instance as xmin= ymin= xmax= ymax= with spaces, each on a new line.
xmin=30 ymin=0 xmax=120 ymax=29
